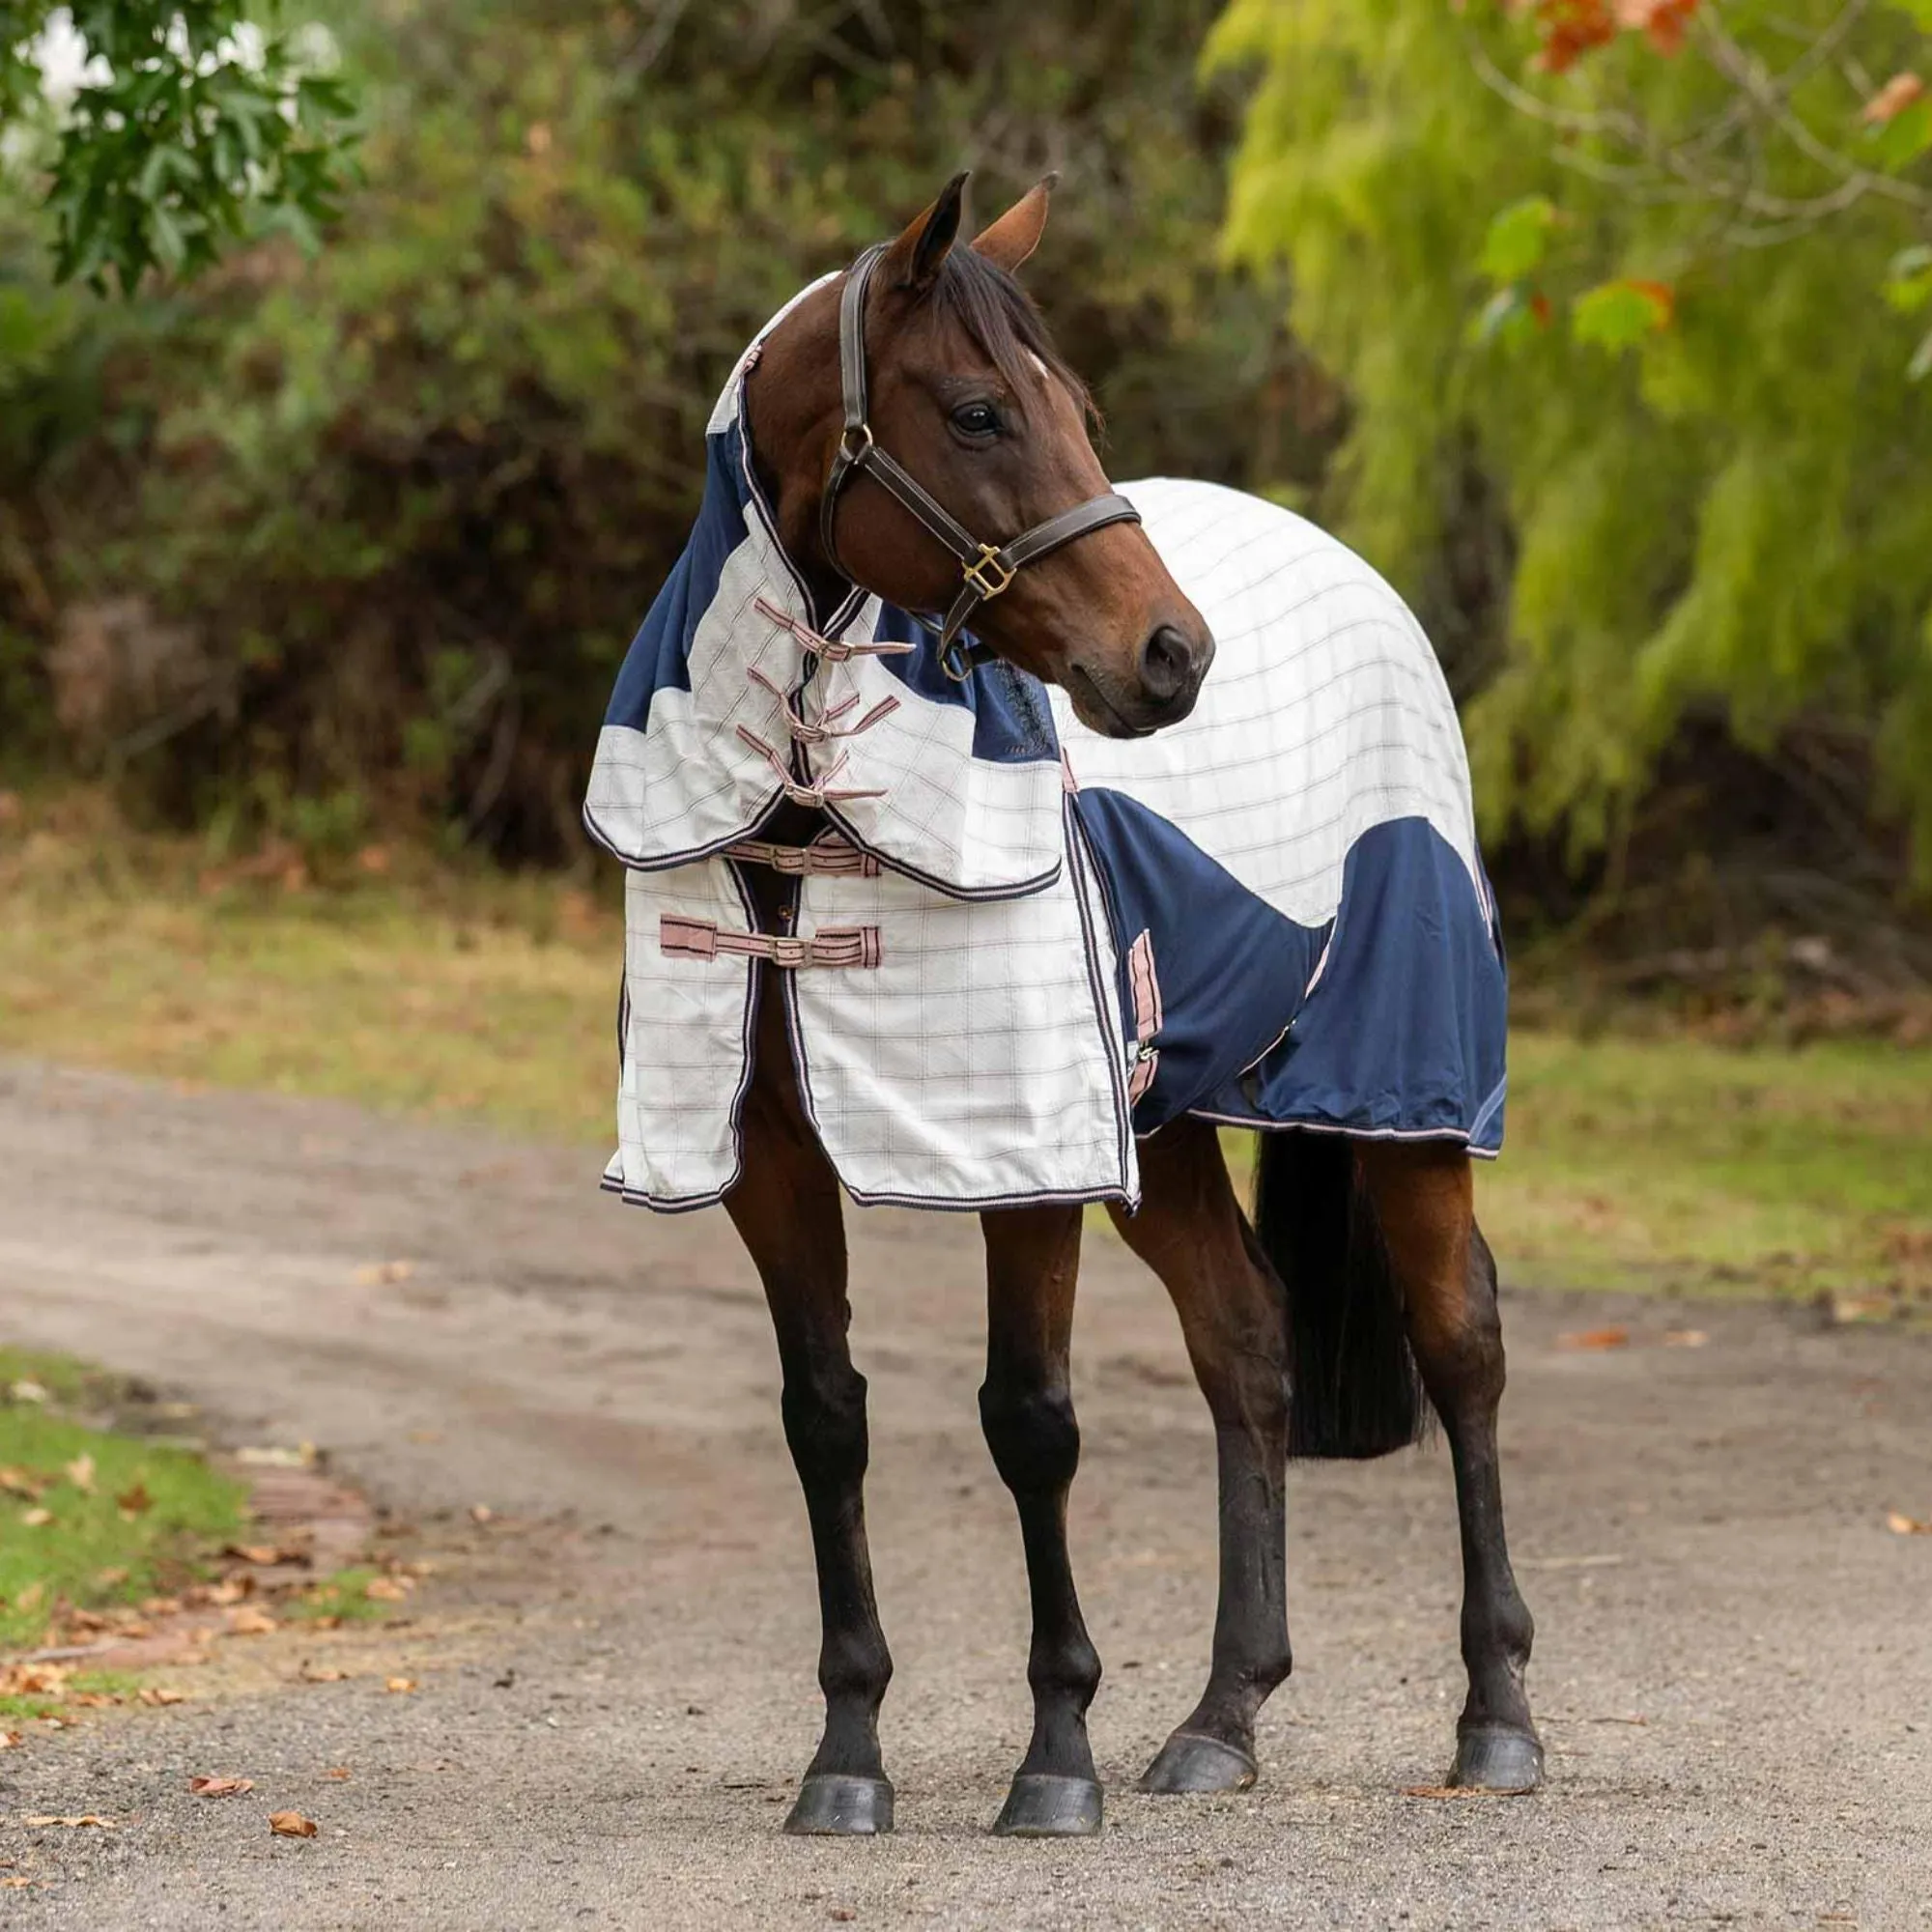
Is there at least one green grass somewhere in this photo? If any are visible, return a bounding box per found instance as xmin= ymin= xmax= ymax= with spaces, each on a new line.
xmin=284 ymin=1565 xmax=394 ymax=1624
xmin=1 ymin=795 xmax=1928 ymax=1304
xmin=0 ymin=1349 xmax=246 ymax=1650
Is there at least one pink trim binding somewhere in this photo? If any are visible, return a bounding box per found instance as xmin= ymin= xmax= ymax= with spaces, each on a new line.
xmin=660 ymin=915 xmax=881 ymax=970
xmin=1126 ymin=927 xmax=1163 ymax=1105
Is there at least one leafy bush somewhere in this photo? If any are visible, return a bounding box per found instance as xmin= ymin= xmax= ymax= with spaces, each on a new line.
xmin=0 ymin=0 xmax=1298 ymax=859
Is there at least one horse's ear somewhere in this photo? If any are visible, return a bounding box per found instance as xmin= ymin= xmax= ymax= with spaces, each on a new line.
xmin=972 ymin=173 xmax=1058 ymax=274
xmin=882 ymin=171 xmax=969 ymax=292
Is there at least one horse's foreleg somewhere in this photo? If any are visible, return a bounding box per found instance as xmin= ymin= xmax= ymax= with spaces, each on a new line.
xmin=1359 ymin=1141 xmax=1542 ymax=1792
xmin=1107 ymin=1120 xmax=1292 ymax=1795
xmin=724 ymin=976 xmax=893 ymax=1835
xmin=978 ymin=1203 xmax=1104 ymax=1836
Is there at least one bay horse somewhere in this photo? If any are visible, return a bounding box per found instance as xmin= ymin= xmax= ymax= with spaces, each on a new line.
xmin=586 ymin=175 xmax=1540 ymax=1836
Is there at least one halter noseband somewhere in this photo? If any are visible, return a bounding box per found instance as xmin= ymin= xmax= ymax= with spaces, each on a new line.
xmin=818 ymin=242 xmax=1143 ymax=683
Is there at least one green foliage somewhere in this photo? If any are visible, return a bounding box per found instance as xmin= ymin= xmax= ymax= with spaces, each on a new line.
xmin=1209 ymin=0 xmax=1932 ymax=876
xmin=0 ymin=1358 xmax=245 ymax=1647
xmin=0 ymin=0 xmax=1293 ymax=855
xmin=1 ymin=1 xmax=356 ymax=291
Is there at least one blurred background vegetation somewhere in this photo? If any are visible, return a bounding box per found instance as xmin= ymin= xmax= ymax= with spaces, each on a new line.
xmin=1 ymin=1 xmax=1930 ymax=1304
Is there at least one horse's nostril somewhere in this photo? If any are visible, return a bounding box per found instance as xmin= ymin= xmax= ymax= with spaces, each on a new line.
xmin=1140 ymin=625 xmax=1191 ymax=702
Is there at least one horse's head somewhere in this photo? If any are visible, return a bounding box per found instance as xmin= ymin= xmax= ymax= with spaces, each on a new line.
xmin=746 ymin=174 xmax=1214 ymax=737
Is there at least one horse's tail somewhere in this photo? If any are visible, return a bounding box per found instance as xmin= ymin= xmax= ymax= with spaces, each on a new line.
xmin=1246 ymin=1130 xmax=1428 ymax=1461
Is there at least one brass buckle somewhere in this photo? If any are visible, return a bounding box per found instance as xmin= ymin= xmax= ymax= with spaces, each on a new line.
xmin=837 ymin=422 xmax=874 ymax=465
xmin=962 ymin=544 xmax=1015 ymax=600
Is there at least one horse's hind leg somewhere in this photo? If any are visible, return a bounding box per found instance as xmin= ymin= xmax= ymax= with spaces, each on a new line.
xmin=724 ymin=976 xmax=893 ymax=1835
xmin=1358 ymin=1141 xmax=1542 ymax=1792
xmin=978 ymin=1204 xmax=1105 ymax=1836
xmin=1106 ymin=1120 xmax=1293 ymax=1795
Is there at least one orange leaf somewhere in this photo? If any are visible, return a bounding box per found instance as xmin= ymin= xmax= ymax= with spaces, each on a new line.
xmin=269 ymin=1811 xmax=318 ymax=1839
xmin=226 ymin=1605 xmax=278 ymax=1636
xmin=1557 ymin=1326 xmax=1631 ymax=1350
xmin=1887 ymin=1511 xmax=1932 ymax=1535
xmin=189 ymin=1776 xmax=255 ymax=1798
xmin=1865 ymin=73 xmax=1925 ymax=127
xmin=384 ymin=1676 xmax=418 ymax=1694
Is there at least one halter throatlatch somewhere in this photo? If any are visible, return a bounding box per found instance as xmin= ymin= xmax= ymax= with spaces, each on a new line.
xmin=819 ymin=242 xmax=1144 ymax=683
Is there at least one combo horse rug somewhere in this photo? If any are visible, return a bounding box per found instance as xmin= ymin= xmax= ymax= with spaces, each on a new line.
xmin=585 ymin=283 xmax=1507 ymax=1212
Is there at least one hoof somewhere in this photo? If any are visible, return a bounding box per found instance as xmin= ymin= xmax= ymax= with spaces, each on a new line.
xmin=783 ymin=1774 xmax=895 ymax=1835
xmin=1448 ymin=1723 xmax=1544 ymax=1794
xmin=992 ymin=1773 xmax=1104 ymax=1838
xmin=1138 ymin=1729 xmax=1259 ymax=1796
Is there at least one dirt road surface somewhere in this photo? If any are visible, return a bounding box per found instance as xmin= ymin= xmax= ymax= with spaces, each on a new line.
xmin=0 ymin=1060 xmax=1927 ymax=1929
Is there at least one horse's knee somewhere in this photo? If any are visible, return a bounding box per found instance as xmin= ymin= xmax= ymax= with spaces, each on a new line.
xmin=781 ymin=1364 xmax=869 ymax=1491
xmin=980 ymin=1379 xmax=1080 ymax=1495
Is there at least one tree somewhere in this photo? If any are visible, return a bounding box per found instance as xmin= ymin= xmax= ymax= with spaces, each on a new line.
xmin=1208 ymin=0 xmax=1932 ymax=880
xmin=0 ymin=2 xmax=355 ymax=291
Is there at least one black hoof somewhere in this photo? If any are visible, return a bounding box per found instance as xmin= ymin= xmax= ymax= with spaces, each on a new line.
xmin=1138 ymin=1729 xmax=1259 ymax=1796
xmin=992 ymin=1773 xmax=1104 ymax=1838
xmin=783 ymin=1774 xmax=895 ymax=1835
xmin=1448 ymin=1723 xmax=1544 ymax=1794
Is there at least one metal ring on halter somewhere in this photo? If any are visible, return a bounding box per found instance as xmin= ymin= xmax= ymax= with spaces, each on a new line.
xmin=939 ymin=633 xmax=979 ymax=683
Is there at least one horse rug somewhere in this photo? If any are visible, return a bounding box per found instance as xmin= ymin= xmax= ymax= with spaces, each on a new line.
xmin=584 ymin=302 xmax=1507 ymax=1213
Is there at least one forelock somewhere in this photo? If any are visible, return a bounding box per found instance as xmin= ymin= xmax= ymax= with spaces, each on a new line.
xmin=925 ymin=247 xmax=1094 ymax=419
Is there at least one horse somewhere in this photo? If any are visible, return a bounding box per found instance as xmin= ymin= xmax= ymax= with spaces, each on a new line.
xmin=583 ymin=174 xmax=1540 ymax=1838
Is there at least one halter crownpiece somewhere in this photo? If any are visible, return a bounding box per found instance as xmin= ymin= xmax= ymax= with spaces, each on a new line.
xmin=819 ymin=242 xmax=1144 ymax=682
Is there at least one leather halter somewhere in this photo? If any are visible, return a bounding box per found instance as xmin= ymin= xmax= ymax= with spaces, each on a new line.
xmin=818 ymin=242 xmax=1143 ymax=682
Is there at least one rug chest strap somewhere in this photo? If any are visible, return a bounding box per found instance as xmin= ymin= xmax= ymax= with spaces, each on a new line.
xmin=661 ymin=915 xmax=881 ymax=970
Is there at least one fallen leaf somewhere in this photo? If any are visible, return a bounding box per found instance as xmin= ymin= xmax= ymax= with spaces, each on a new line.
xmin=139 ymin=1687 xmax=188 ymax=1707
xmin=226 ymin=1545 xmax=288 ymax=1567
xmin=384 ymin=1676 xmax=417 ymax=1694
xmin=268 ymin=1811 xmax=318 ymax=1838
xmin=227 ymin=1605 xmax=278 ymax=1636
xmin=300 ymin=1664 xmax=350 ymax=1684
xmin=1556 ymin=1326 xmax=1630 ymax=1351
xmin=116 ymin=1481 xmax=153 ymax=1515
xmin=189 ymin=1776 xmax=255 ymax=1798
xmin=207 ymin=1577 xmax=255 ymax=1605
xmin=0 ymin=1731 xmax=21 ymax=1747
xmin=323 ymin=1766 xmax=352 ymax=1781
xmin=0 ymin=1466 xmax=44 ymax=1496
xmin=469 ymin=1503 xmax=494 ymax=1524
xmin=1663 ymin=1329 xmax=1709 ymax=1348
xmin=95 ymin=1567 xmax=131 ymax=1589
xmin=24 ymin=1815 xmax=117 ymax=1830
xmin=18 ymin=1505 xmax=53 ymax=1527
xmin=363 ymin=1577 xmax=410 ymax=1603
xmin=1864 ymin=71 xmax=1926 ymax=126
xmin=63 ymin=1452 xmax=96 ymax=1493
xmin=1887 ymin=1511 xmax=1932 ymax=1536
xmin=352 ymin=1260 xmax=414 ymax=1287
xmin=1 ymin=1876 xmax=30 ymax=1889
xmin=9 ymin=1380 xmax=50 ymax=1404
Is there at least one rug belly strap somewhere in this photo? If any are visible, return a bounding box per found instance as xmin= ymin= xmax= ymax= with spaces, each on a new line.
xmin=660 ymin=913 xmax=881 ymax=970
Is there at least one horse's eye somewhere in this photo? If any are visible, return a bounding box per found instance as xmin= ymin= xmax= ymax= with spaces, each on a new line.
xmin=951 ymin=402 xmax=1001 ymax=440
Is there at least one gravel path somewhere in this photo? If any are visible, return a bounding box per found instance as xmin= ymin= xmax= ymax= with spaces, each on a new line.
xmin=0 ymin=1060 xmax=1927 ymax=1929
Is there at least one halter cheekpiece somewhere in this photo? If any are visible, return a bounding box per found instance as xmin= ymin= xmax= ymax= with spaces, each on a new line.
xmin=818 ymin=242 xmax=1144 ymax=682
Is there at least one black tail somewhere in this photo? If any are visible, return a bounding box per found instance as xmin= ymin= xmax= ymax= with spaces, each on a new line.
xmin=1247 ymin=1130 xmax=1427 ymax=1461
